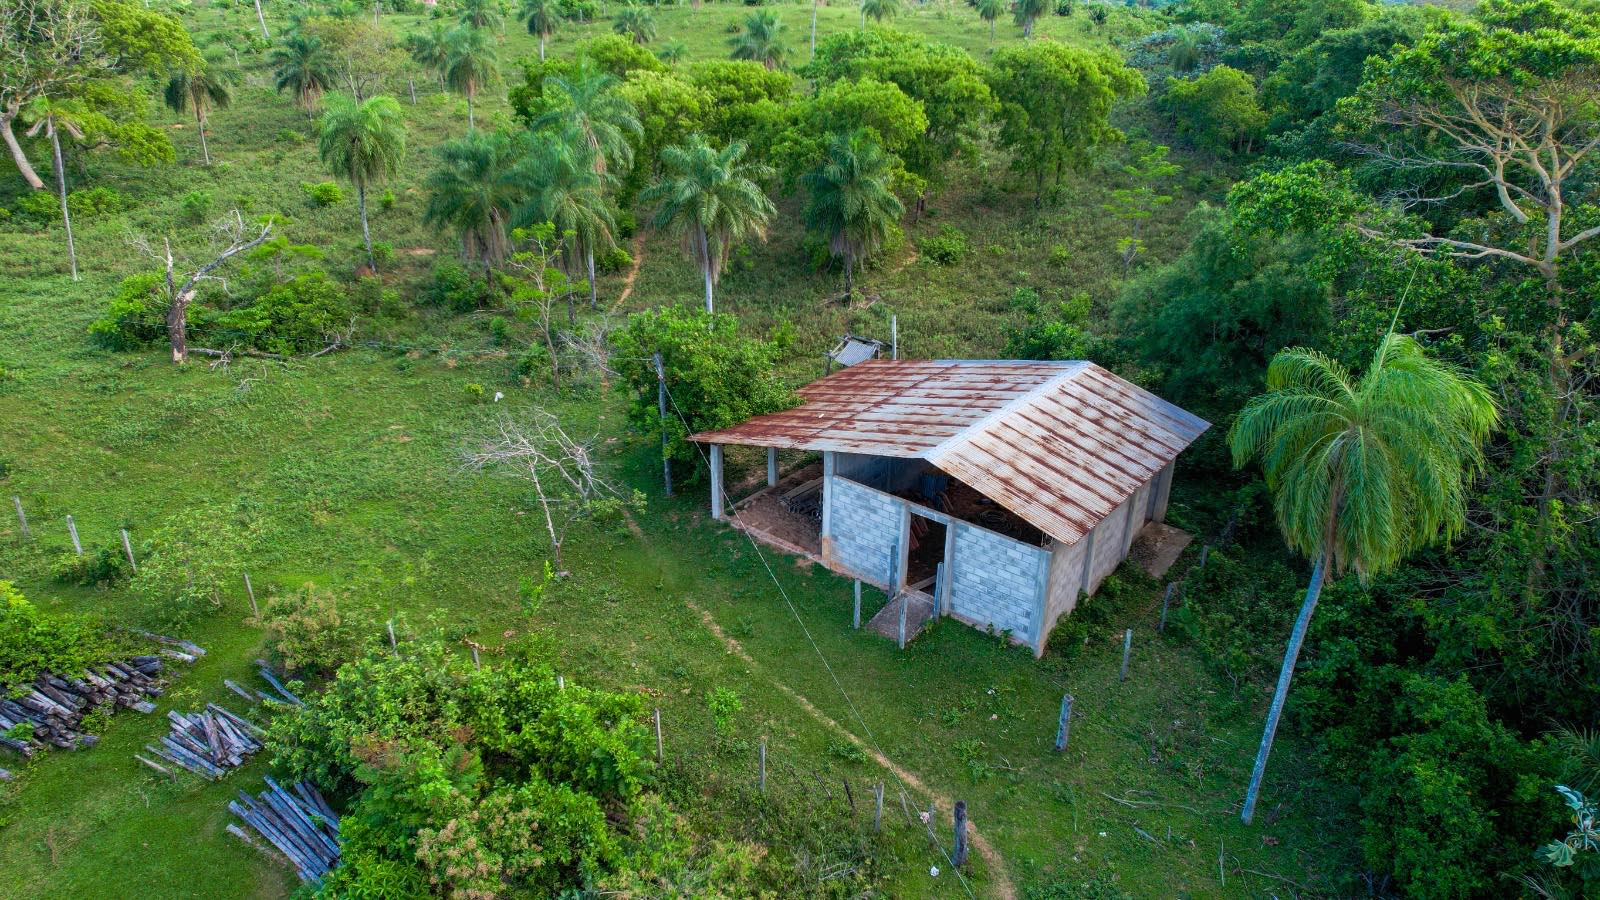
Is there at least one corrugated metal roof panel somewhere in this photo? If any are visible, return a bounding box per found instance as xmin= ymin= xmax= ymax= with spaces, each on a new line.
xmin=690 ymin=359 xmax=1209 ymax=544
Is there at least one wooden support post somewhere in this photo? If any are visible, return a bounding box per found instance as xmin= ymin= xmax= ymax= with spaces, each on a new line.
xmin=1120 ymin=628 xmax=1133 ymax=682
xmin=925 ymin=800 xmax=937 ymax=845
xmin=1055 ymin=693 xmax=1073 ymax=751
xmin=873 ymin=782 xmax=884 ymax=831
xmin=844 ymin=777 xmax=855 ymax=811
xmin=709 ymin=444 xmax=724 ymax=520
xmin=66 ymin=515 xmax=82 ymax=555
xmin=243 ymin=571 xmax=258 ymax=618
xmin=12 ymin=497 xmax=27 ymax=539
xmin=758 ymin=738 xmax=767 ymax=793
xmin=885 ymin=542 xmax=898 ymax=600
xmin=934 ymin=561 xmax=945 ymax=619
xmin=1158 ymin=583 xmax=1175 ymax=632
xmin=120 ymin=529 xmax=137 ymax=572
xmin=653 ymin=707 xmax=663 ymax=762
xmin=387 ymin=620 xmax=397 ymax=654
xmin=891 ymin=314 xmax=898 ymax=360
xmin=853 ymin=580 xmax=862 ymax=629
xmin=766 ymin=447 xmax=778 ymax=487
xmin=897 ymin=591 xmax=909 ymax=650
xmin=654 ymin=352 xmax=672 ymax=497
xmin=952 ymin=800 xmax=969 ymax=867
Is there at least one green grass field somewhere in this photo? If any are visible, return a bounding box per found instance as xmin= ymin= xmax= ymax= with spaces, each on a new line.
xmin=0 ymin=2 xmax=1349 ymax=897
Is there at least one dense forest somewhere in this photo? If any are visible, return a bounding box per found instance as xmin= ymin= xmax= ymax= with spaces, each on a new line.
xmin=0 ymin=0 xmax=1597 ymax=896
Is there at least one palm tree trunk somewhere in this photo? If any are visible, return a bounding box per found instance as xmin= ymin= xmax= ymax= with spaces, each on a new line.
xmin=587 ymin=247 xmax=597 ymax=309
xmin=254 ymin=0 xmax=269 ymax=37
xmin=357 ymin=181 xmax=375 ymax=269
xmin=48 ymin=119 xmax=77 ymax=282
xmin=842 ymin=254 xmax=854 ymax=301
xmin=467 ymin=87 xmax=475 ymax=129
xmin=1 ymin=113 xmax=46 ymax=190
xmin=195 ymin=107 xmax=211 ymax=166
xmin=811 ymin=0 xmax=819 ymax=60
xmin=1240 ymin=551 xmax=1327 ymax=825
xmin=989 ymin=18 xmax=995 ymax=41
xmin=539 ymin=34 xmax=547 ymax=61
xmin=697 ymin=226 xmax=715 ymax=313
xmin=409 ymin=78 xmax=417 ymax=105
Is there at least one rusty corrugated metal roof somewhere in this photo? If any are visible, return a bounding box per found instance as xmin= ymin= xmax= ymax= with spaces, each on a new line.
xmin=690 ymin=360 xmax=1210 ymax=545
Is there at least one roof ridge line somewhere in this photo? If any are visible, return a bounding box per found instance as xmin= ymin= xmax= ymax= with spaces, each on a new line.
xmin=926 ymin=362 xmax=1086 ymax=462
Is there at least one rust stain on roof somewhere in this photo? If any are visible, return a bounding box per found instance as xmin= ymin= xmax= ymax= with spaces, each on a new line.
xmin=691 ymin=359 xmax=1210 ymax=545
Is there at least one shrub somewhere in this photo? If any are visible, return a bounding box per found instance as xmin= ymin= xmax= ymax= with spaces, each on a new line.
xmin=423 ymin=261 xmax=490 ymax=312
xmin=66 ymin=186 xmax=130 ymax=219
xmin=262 ymin=583 xmax=372 ymax=678
xmin=301 ymin=181 xmax=344 ymax=207
xmin=464 ymin=382 xmax=486 ymax=404
xmin=214 ymin=271 xmax=355 ymax=355
xmin=596 ymin=245 xmax=632 ymax=275
xmin=918 ymin=224 xmax=969 ymax=265
xmin=180 ymin=190 xmax=213 ymax=224
xmin=13 ymin=191 xmax=58 ymax=225
xmin=489 ymin=315 xmax=511 ymax=345
xmin=51 ymin=544 xmax=132 ymax=588
xmin=378 ymin=188 xmax=396 ymax=211
xmin=88 ymin=272 xmax=167 ymax=351
xmin=130 ymin=508 xmax=256 ymax=630
xmin=705 ymin=686 xmax=742 ymax=736
xmin=0 ymin=580 xmax=130 ymax=685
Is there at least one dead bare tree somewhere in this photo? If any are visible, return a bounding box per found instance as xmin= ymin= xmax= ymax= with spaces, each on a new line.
xmin=460 ymin=408 xmax=622 ymax=572
xmin=505 ymin=223 xmax=576 ymax=390
xmin=129 ymin=211 xmax=273 ymax=364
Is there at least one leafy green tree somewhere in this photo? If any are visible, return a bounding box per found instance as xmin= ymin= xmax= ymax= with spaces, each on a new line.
xmin=531 ymin=62 xmax=641 ymax=176
xmin=987 ymin=41 xmax=1145 ymax=201
xmin=520 ymin=0 xmax=561 ymax=61
xmin=1163 ymin=65 xmax=1266 ymax=154
xmin=801 ymin=129 xmax=904 ymax=301
xmin=773 ymin=75 xmax=926 ymax=188
xmin=21 ymin=97 xmax=89 ymax=280
xmin=517 ymin=139 xmax=615 ymax=313
xmin=860 ymin=0 xmax=903 ymax=26
xmin=318 ymin=92 xmax=407 ymax=268
xmin=684 ymin=60 xmax=792 ymax=151
xmin=729 ymin=9 xmax=790 ymax=71
xmin=271 ymin=33 xmax=334 ymax=115
xmin=976 ymin=0 xmax=1005 ymax=41
xmin=444 ymin=24 xmax=499 ymax=129
xmin=612 ymin=4 xmax=655 ymax=46
xmin=1229 ymin=333 xmax=1498 ymax=825
xmin=641 ymin=134 xmax=775 ymax=313
xmin=1014 ymin=0 xmax=1048 ymax=37
xmin=1102 ymin=142 xmax=1178 ymax=274
xmin=617 ymin=69 xmax=711 ymax=183
xmin=301 ymin=16 xmax=405 ymax=102
xmin=612 ymin=305 xmax=797 ymax=466
xmin=164 ymin=58 xmax=237 ymax=166
xmin=131 ymin=507 xmax=258 ymax=630
xmin=457 ymin=0 xmax=505 ymax=31
xmin=424 ymin=129 xmax=525 ymax=277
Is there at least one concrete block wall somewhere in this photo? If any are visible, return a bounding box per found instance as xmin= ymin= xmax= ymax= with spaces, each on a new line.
xmin=1039 ymin=537 xmax=1087 ymax=649
xmin=826 ymin=476 xmax=905 ymax=586
xmin=949 ymin=522 xmax=1046 ymax=643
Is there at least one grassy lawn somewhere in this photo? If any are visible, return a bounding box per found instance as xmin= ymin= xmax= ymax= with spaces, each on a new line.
xmin=0 ymin=2 xmax=1349 ymax=897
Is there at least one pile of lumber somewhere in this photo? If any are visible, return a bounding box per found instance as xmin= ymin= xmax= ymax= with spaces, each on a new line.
xmin=229 ymin=777 xmax=341 ymax=883
xmin=0 ymin=657 xmax=166 ymax=757
xmin=227 ymin=659 xmax=304 ymax=707
xmin=138 ymin=704 xmax=264 ymax=779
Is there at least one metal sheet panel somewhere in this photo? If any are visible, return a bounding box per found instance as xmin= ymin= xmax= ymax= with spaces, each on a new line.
xmin=690 ymin=360 xmax=1210 ymax=544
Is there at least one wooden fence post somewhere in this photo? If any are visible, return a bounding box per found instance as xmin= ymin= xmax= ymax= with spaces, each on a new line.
xmin=387 ymin=620 xmax=397 ymax=654
xmin=873 ymin=782 xmax=884 ymax=832
xmin=952 ymin=800 xmax=969 ymax=867
xmin=897 ymin=592 xmax=909 ymax=650
xmin=758 ymin=738 xmax=767 ymax=793
xmin=654 ymin=352 xmax=672 ymax=497
xmin=243 ymin=571 xmax=258 ymax=618
xmin=654 ymin=707 xmax=663 ymax=762
xmin=1158 ymin=582 xmax=1175 ymax=632
xmin=853 ymin=580 xmax=862 ymax=629
xmin=66 ymin=515 xmax=82 ymax=555
xmin=471 ymin=646 xmax=480 ymax=669
xmin=1120 ymin=629 xmax=1133 ymax=682
xmin=12 ymin=497 xmax=28 ymax=539
xmin=557 ymin=675 xmax=565 ymax=691
xmin=1054 ymin=693 xmax=1073 ymax=751
xmin=120 ymin=529 xmax=137 ymax=572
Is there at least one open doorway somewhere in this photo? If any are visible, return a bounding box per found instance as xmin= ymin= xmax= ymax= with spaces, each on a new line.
xmin=904 ymin=513 xmax=948 ymax=592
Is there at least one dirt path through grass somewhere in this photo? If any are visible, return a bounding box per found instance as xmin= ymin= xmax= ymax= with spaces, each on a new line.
xmin=607 ymin=230 xmax=648 ymax=316
xmin=680 ymin=597 xmax=1018 ymax=900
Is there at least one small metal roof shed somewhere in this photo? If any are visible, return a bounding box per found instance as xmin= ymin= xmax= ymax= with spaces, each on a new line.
xmin=690 ymin=359 xmax=1210 ymax=546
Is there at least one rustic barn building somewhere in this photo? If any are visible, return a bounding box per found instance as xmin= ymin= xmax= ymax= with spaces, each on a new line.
xmin=690 ymin=359 xmax=1209 ymax=655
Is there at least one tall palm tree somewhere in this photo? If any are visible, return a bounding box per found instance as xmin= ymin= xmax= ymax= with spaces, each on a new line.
xmin=729 ymin=10 xmax=789 ymax=71
xmin=164 ymin=58 xmax=237 ymax=166
xmin=1229 ymin=333 xmax=1498 ymax=825
xmin=860 ymin=0 xmax=903 ymax=25
xmin=520 ymin=0 xmax=560 ymax=61
xmin=457 ymin=0 xmax=504 ymax=31
xmin=641 ymin=134 xmax=775 ymax=313
xmin=444 ymin=25 xmax=500 ymax=129
xmin=406 ymin=23 xmax=452 ymax=85
xmin=613 ymin=4 xmax=656 ymax=46
xmin=976 ymin=0 xmax=1005 ymax=42
xmin=424 ymin=129 xmax=525 ymax=278
xmin=531 ymin=63 xmax=641 ymax=176
xmin=22 ymin=98 xmax=86 ymax=281
xmin=271 ymin=33 xmax=334 ymax=115
xmin=318 ymin=93 xmax=407 ymax=269
xmin=516 ymin=139 xmax=616 ymax=315
xmin=801 ymin=130 xmax=903 ymax=302
xmin=1014 ymin=0 xmax=1048 ymax=38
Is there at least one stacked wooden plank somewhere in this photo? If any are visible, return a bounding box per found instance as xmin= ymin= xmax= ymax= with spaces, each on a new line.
xmin=142 ymin=704 xmax=264 ymax=779
xmin=229 ymin=777 xmax=341 ymax=883
xmin=0 ymin=657 xmax=166 ymax=757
